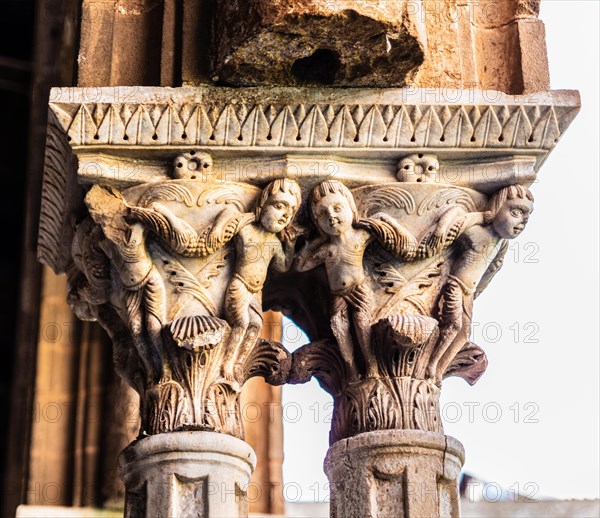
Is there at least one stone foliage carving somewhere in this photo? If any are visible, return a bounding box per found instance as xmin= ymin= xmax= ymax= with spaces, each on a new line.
xmin=39 ymin=88 xmax=578 ymax=274
xmin=38 ymin=114 xmax=84 ymax=272
xmin=68 ymin=158 xmax=297 ymax=438
xmin=289 ymin=172 xmax=534 ymax=443
xmin=61 ymin=144 xmax=534 ymax=445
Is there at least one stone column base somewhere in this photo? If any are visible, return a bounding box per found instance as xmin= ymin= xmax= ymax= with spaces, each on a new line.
xmin=324 ymin=430 xmax=464 ymax=518
xmin=119 ymin=431 xmax=256 ymax=518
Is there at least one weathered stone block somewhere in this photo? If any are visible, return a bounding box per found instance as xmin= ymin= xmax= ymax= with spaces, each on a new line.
xmin=325 ymin=430 xmax=464 ymax=518
xmin=120 ymin=431 xmax=256 ymax=517
xmin=211 ymin=0 xmax=427 ymax=87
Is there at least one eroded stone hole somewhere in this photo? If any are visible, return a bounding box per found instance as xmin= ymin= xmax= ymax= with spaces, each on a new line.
xmin=292 ymin=49 xmax=341 ymax=85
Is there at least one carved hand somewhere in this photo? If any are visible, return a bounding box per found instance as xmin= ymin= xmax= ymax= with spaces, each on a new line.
xmin=279 ymin=225 xmax=298 ymax=245
xmin=432 ymin=206 xmax=467 ymax=243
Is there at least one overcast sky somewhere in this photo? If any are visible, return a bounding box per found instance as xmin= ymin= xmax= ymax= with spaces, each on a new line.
xmin=281 ymin=1 xmax=600 ymax=503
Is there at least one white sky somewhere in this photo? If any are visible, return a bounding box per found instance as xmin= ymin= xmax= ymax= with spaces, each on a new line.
xmin=281 ymin=1 xmax=600 ymax=503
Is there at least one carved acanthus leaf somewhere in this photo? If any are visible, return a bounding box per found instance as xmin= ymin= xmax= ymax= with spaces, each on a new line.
xmin=443 ymin=342 xmax=488 ymax=385
xmin=195 ymin=250 xmax=230 ymax=289
xmin=137 ymin=183 xmax=194 ymax=207
xmin=197 ymin=187 xmax=246 ymax=212
xmin=361 ymin=186 xmax=416 ymax=216
xmin=327 ymin=377 xmax=442 ymax=444
xmin=374 ymin=263 xmax=407 ymax=293
xmin=417 ymin=188 xmax=476 ymax=216
xmin=375 ymin=259 xmax=445 ymax=319
xmin=366 ymin=385 xmax=400 ymax=432
xmin=243 ymin=339 xmax=292 ymax=386
xmin=290 ymin=340 xmax=347 ymax=396
xmin=372 ymin=315 xmax=439 ymax=379
xmin=412 ymin=380 xmax=442 ymax=432
xmin=152 ymin=244 xmax=218 ymax=317
xmin=38 ymin=115 xmax=82 ymax=272
xmin=205 ymin=382 xmax=242 ymax=436
xmin=146 ymin=382 xmax=188 ymax=434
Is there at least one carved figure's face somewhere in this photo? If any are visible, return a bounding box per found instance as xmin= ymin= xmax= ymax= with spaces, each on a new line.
xmin=492 ymin=198 xmax=533 ymax=239
xmin=396 ymin=155 xmax=439 ymax=183
xmin=260 ymin=191 xmax=298 ymax=233
xmin=314 ymin=192 xmax=354 ymax=236
xmin=173 ymin=152 xmax=213 ymax=179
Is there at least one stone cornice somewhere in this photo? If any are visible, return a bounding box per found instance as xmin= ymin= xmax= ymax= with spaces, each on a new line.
xmin=48 ymin=87 xmax=579 ymax=158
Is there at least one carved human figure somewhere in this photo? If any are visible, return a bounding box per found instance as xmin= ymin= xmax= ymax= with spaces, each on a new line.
xmin=296 ymin=179 xmax=479 ymax=378
xmin=85 ymin=186 xmax=167 ymax=381
xmin=220 ymin=179 xmax=301 ymax=377
xmin=427 ymin=184 xmax=534 ymax=379
xmin=296 ymin=181 xmax=377 ymax=377
xmin=397 ymin=153 xmax=440 ymax=183
xmin=297 ymin=180 xmax=442 ymax=377
xmin=127 ymin=178 xmax=302 ymax=378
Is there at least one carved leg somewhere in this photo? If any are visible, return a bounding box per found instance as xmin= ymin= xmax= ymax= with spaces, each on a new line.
xmin=353 ymin=309 xmax=378 ymax=378
xmin=125 ymin=288 xmax=159 ymax=381
xmin=347 ymin=284 xmax=377 ymax=378
xmin=437 ymin=298 xmax=474 ymax=380
xmin=222 ymin=325 xmax=246 ymax=380
xmin=144 ymin=271 xmax=169 ymax=377
xmin=233 ymin=304 xmax=264 ymax=376
xmin=427 ymin=279 xmax=464 ymax=380
xmin=331 ymin=297 xmax=359 ymax=376
xmin=222 ymin=278 xmax=252 ymax=379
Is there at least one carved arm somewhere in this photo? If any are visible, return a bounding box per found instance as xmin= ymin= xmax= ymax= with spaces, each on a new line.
xmin=294 ymin=238 xmax=329 ymax=272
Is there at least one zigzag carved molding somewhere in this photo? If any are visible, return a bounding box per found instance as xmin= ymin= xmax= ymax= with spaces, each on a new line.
xmin=48 ymin=87 xmax=580 ymax=151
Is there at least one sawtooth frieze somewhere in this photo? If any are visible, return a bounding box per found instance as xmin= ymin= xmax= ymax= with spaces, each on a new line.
xmin=48 ymin=87 xmax=578 ymax=152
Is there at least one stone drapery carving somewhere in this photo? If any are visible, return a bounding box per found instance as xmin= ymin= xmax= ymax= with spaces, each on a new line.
xmin=38 ymin=86 xmax=578 ymax=447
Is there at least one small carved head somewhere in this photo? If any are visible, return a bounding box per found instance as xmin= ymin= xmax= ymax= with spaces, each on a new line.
xmin=484 ymin=184 xmax=534 ymax=239
xmin=255 ymin=179 xmax=302 ymax=233
xmin=173 ymin=152 xmax=213 ymax=179
xmin=310 ymin=180 xmax=359 ymax=237
xmin=397 ymin=153 xmax=439 ymax=183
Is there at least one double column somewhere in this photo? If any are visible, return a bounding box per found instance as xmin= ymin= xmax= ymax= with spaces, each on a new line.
xmin=38 ymin=86 xmax=579 ymax=517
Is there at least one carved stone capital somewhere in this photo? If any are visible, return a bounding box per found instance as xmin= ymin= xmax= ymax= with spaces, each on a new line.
xmin=38 ymin=87 xmax=579 ymax=446
xmin=288 ymin=178 xmax=538 ymax=441
xmin=65 ymin=176 xmax=295 ymax=439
